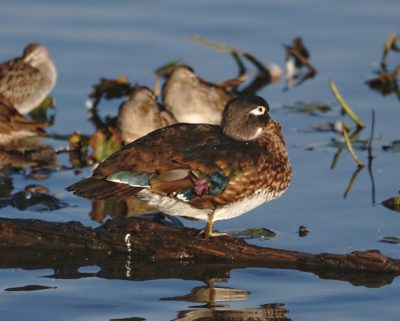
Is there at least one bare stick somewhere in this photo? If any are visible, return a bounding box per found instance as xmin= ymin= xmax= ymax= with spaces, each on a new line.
xmin=367 ymin=109 xmax=376 ymax=205
xmin=285 ymin=47 xmax=317 ymax=75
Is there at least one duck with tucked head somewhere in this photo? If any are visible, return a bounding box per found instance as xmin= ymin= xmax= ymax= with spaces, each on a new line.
xmin=118 ymin=86 xmax=176 ymax=144
xmin=67 ymin=96 xmax=292 ymax=237
xmin=0 ymin=43 xmax=57 ymax=114
xmin=162 ymin=65 xmax=231 ymax=124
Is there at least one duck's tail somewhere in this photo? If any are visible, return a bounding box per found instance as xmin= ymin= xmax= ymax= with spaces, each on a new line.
xmin=66 ymin=177 xmax=141 ymax=200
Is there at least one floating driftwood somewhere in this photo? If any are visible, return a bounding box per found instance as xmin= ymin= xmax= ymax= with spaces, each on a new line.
xmin=0 ymin=217 xmax=399 ymax=288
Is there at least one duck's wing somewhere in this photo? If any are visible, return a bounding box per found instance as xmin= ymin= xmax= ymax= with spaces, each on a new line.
xmin=67 ymin=123 xmax=269 ymax=207
xmin=0 ymin=100 xmax=46 ymax=136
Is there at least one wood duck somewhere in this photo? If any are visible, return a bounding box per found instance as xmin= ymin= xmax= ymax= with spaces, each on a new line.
xmin=67 ymin=96 xmax=292 ymax=237
xmin=162 ymin=65 xmax=231 ymax=124
xmin=0 ymin=43 xmax=57 ymax=114
xmin=118 ymin=86 xmax=176 ymax=144
xmin=0 ymin=99 xmax=46 ymax=145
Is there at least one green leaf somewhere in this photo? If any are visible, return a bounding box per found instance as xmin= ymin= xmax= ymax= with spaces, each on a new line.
xmin=28 ymin=96 xmax=55 ymax=124
xmin=231 ymin=227 xmax=277 ymax=240
xmin=382 ymin=196 xmax=400 ymax=213
xmin=380 ymin=236 xmax=400 ymax=244
xmin=89 ymin=128 xmax=122 ymax=163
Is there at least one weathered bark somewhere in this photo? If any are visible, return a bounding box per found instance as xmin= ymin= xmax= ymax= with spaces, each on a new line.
xmin=0 ymin=217 xmax=399 ymax=288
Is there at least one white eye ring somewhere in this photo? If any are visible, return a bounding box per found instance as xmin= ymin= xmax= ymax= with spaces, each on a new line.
xmin=249 ymin=106 xmax=266 ymax=116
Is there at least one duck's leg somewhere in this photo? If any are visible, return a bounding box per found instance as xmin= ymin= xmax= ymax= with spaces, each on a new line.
xmin=202 ymin=212 xmax=229 ymax=238
xmin=204 ymin=213 xmax=214 ymax=238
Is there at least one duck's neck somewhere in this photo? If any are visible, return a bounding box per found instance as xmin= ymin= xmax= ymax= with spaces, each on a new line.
xmin=259 ymin=119 xmax=291 ymax=165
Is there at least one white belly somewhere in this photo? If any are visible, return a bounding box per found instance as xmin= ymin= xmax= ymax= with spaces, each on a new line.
xmin=137 ymin=189 xmax=283 ymax=222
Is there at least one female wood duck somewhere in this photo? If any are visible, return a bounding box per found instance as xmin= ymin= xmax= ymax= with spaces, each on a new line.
xmin=118 ymin=86 xmax=176 ymax=144
xmin=162 ymin=65 xmax=231 ymax=124
xmin=0 ymin=43 xmax=57 ymax=114
xmin=67 ymin=96 xmax=292 ymax=237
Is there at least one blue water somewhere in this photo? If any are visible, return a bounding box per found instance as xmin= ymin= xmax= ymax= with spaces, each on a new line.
xmin=1 ymin=1 xmax=400 ymax=320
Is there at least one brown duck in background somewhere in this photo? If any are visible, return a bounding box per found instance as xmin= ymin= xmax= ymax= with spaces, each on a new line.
xmin=162 ymin=65 xmax=231 ymax=124
xmin=0 ymin=99 xmax=46 ymax=145
xmin=0 ymin=43 xmax=57 ymax=114
xmin=0 ymin=98 xmax=54 ymax=168
xmin=68 ymin=96 xmax=291 ymax=237
xmin=118 ymin=86 xmax=176 ymax=144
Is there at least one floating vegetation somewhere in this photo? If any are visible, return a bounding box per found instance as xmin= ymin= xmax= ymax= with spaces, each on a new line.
xmin=190 ymin=35 xmax=282 ymax=94
xmin=295 ymin=121 xmax=350 ymax=134
xmin=284 ymin=36 xmax=317 ymax=90
xmin=382 ymin=139 xmax=400 ymax=153
xmin=89 ymin=76 xmax=135 ymax=109
xmin=367 ymin=67 xmax=400 ymax=99
xmin=328 ymin=80 xmax=368 ymax=169
xmin=190 ymin=35 xmax=270 ymax=76
xmin=380 ymin=236 xmax=400 ymax=244
xmin=282 ymin=101 xmax=332 ymax=115
xmin=382 ymin=196 xmax=400 ymax=213
xmin=298 ymin=225 xmax=309 ymax=237
xmin=68 ymin=128 xmax=122 ymax=167
xmin=68 ymin=132 xmax=91 ymax=167
xmin=88 ymin=128 xmax=122 ymax=163
xmin=329 ymin=115 xmax=374 ymax=160
xmin=380 ymin=32 xmax=400 ymax=70
xmin=28 ymin=96 xmax=55 ymax=125
xmin=367 ymin=32 xmax=400 ymax=100
xmin=231 ymin=227 xmax=277 ymax=240
xmin=4 ymin=285 xmax=57 ymax=292
xmin=0 ymin=184 xmax=67 ymax=212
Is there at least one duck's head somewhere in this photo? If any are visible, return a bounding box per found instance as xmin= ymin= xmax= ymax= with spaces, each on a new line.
xmin=23 ymin=43 xmax=52 ymax=68
xmin=221 ymin=96 xmax=270 ymax=141
xmin=168 ymin=65 xmax=197 ymax=84
xmin=127 ymin=86 xmax=157 ymax=109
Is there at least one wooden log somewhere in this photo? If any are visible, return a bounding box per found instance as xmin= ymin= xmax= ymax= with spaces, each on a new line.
xmin=0 ymin=217 xmax=399 ymax=288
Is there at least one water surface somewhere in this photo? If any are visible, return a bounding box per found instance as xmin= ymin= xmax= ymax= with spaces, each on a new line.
xmin=1 ymin=1 xmax=400 ymax=320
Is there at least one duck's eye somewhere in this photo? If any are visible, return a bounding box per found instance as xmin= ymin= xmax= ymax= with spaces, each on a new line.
xmin=249 ymin=106 xmax=266 ymax=116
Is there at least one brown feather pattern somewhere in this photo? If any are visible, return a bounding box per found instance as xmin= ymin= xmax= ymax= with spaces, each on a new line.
xmin=0 ymin=99 xmax=46 ymax=144
xmin=68 ymin=119 xmax=291 ymax=210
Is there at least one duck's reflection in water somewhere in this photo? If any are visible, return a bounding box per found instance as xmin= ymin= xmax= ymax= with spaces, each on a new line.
xmin=172 ymin=303 xmax=290 ymax=321
xmin=162 ymin=279 xmax=249 ymax=308
xmin=0 ymin=137 xmax=57 ymax=169
xmin=162 ymin=279 xmax=290 ymax=321
xmin=89 ymin=195 xmax=186 ymax=228
xmin=0 ymin=140 xmax=64 ymax=211
xmin=89 ymin=198 xmax=156 ymax=223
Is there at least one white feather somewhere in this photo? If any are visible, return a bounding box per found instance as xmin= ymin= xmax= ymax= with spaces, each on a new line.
xmin=136 ymin=188 xmax=286 ymax=222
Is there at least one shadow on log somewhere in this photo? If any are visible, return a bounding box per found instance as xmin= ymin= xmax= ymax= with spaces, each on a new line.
xmin=0 ymin=217 xmax=399 ymax=288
